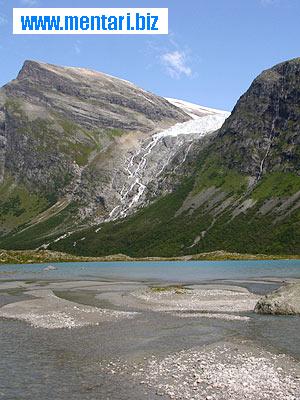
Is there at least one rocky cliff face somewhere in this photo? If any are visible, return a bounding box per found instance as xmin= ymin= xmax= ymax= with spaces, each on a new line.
xmin=8 ymin=60 xmax=188 ymax=131
xmin=217 ymin=58 xmax=300 ymax=178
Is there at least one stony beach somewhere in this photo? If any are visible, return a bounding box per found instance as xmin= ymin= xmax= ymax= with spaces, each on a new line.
xmin=0 ymin=273 xmax=299 ymax=399
xmin=100 ymin=339 xmax=300 ymax=400
xmin=0 ymin=287 xmax=137 ymax=329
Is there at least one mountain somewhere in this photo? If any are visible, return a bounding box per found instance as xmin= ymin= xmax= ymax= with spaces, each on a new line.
xmin=0 ymin=60 xmax=189 ymax=231
xmin=0 ymin=60 xmax=228 ymax=247
xmin=0 ymin=58 xmax=299 ymax=255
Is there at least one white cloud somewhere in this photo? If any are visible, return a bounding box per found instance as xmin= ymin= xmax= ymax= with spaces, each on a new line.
xmin=146 ymin=33 xmax=195 ymax=80
xmin=21 ymin=0 xmax=39 ymax=6
xmin=161 ymin=50 xmax=192 ymax=79
xmin=74 ymin=41 xmax=81 ymax=55
xmin=0 ymin=13 xmax=7 ymax=26
xmin=260 ymin=0 xmax=277 ymax=5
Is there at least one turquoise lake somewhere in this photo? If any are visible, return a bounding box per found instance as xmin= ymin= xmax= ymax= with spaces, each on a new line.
xmin=1 ymin=259 xmax=300 ymax=281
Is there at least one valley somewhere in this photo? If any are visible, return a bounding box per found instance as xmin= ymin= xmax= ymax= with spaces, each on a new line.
xmin=0 ymin=58 xmax=299 ymax=257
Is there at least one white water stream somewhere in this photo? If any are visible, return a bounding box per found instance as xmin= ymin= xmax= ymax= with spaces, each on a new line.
xmin=107 ymin=100 xmax=230 ymax=221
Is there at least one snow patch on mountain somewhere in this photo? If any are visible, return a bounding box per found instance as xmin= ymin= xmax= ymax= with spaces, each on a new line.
xmin=166 ymin=97 xmax=230 ymax=119
xmin=155 ymin=113 xmax=230 ymax=139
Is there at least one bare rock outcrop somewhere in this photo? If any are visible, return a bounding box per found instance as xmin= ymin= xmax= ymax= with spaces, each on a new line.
xmin=255 ymin=283 xmax=300 ymax=315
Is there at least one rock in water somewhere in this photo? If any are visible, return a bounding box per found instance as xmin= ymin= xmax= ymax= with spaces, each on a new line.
xmin=255 ymin=283 xmax=300 ymax=315
xmin=43 ymin=265 xmax=58 ymax=271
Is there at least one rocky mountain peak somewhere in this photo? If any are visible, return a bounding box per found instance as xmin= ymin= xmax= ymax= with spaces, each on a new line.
xmin=17 ymin=59 xmax=142 ymax=88
xmin=217 ymin=57 xmax=300 ymax=178
xmin=17 ymin=59 xmax=47 ymax=80
xmin=6 ymin=59 xmax=190 ymax=131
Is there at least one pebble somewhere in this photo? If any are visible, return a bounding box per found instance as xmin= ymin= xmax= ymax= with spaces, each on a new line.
xmin=99 ymin=341 xmax=300 ymax=400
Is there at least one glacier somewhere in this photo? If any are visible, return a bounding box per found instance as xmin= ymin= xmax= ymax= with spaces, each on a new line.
xmin=107 ymin=99 xmax=230 ymax=221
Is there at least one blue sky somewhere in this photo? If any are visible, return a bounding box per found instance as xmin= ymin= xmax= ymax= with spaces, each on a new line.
xmin=0 ymin=0 xmax=300 ymax=110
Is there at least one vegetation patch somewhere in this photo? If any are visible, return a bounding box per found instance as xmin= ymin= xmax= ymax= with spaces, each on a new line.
xmin=252 ymin=172 xmax=300 ymax=201
xmin=150 ymin=285 xmax=187 ymax=294
xmin=106 ymin=128 xmax=125 ymax=137
xmin=193 ymin=156 xmax=248 ymax=196
xmin=0 ymin=202 xmax=78 ymax=250
xmin=0 ymin=177 xmax=49 ymax=234
xmin=0 ymin=249 xmax=298 ymax=265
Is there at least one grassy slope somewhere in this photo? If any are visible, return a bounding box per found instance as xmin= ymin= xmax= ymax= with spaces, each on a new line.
xmin=0 ymin=249 xmax=299 ymax=265
xmin=0 ymin=202 xmax=79 ymax=250
xmin=48 ymin=168 xmax=300 ymax=257
xmin=0 ymin=176 xmax=50 ymax=236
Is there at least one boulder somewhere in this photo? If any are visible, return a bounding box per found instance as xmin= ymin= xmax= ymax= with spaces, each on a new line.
xmin=254 ymin=283 xmax=300 ymax=315
xmin=43 ymin=265 xmax=58 ymax=271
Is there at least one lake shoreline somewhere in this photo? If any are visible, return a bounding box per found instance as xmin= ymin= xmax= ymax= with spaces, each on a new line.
xmin=1 ymin=249 xmax=300 ymax=265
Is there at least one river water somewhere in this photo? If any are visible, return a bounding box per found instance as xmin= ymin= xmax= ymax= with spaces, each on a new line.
xmin=1 ymin=259 xmax=300 ymax=282
xmin=0 ymin=260 xmax=299 ymax=400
